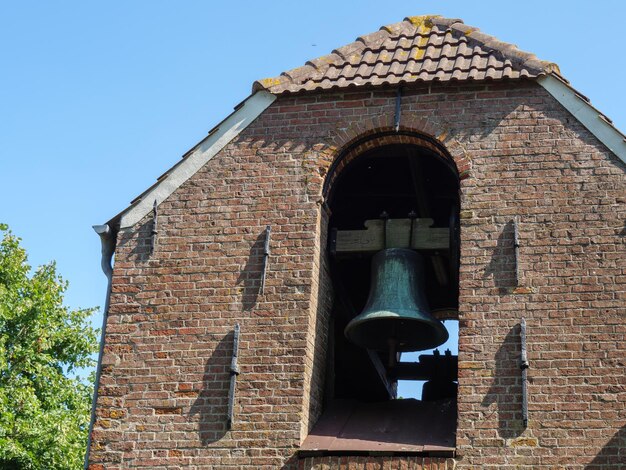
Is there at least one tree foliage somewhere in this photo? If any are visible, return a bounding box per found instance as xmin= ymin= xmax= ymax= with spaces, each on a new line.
xmin=0 ymin=224 xmax=98 ymax=469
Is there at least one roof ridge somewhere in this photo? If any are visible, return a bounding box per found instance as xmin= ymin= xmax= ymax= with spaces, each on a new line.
xmin=101 ymin=17 xmax=626 ymax=233
xmin=252 ymin=15 xmax=562 ymax=94
xmin=447 ymin=21 xmax=559 ymax=75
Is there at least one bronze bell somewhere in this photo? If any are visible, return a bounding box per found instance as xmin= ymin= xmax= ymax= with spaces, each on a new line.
xmin=344 ymin=248 xmax=448 ymax=352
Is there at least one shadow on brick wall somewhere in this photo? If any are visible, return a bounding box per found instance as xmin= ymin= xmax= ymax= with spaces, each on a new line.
xmin=306 ymin=225 xmax=333 ymax=434
xmin=483 ymin=220 xmax=516 ymax=294
xmin=189 ymin=331 xmax=232 ymax=445
xmin=481 ymin=325 xmax=525 ymax=439
xmin=236 ymin=229 xmax=267 ymax=310
xmin=586 ymin=425 xmax=626 ymax=469
xmin=116 ymin=218 xmax=153 ymax=263
xmin=280 ymin=455 xmax=299 ymax=470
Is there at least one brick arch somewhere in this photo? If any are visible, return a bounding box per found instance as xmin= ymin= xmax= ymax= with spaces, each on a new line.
xmin=321 ymin=124 xmax=470 ymax=201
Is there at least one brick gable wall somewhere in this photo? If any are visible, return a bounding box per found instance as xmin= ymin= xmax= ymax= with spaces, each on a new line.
xmin=89 ymin=81 xmax=626 ymax=469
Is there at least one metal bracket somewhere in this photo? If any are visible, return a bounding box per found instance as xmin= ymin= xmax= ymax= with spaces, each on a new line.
xmin=380 ymin=211 xmax=389 ymax=248
xmin=520 ymin=317 xmax=529 ymax=427
xmin=227 ymin=323 xmax=241 ymax=429
xmin=513 ymin=217 xmax=520 ymax=286
xmin=150 ymin=200 xmax=158 ymax=254
xmin=394 ymin=86 xmax=403 ymax=132
xmin=260 ymin=225 xmax=271 ymax=294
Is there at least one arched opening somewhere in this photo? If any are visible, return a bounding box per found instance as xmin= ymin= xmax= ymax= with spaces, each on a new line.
xmin=327 ymin=138 xmax=460 ymax=401
xmin=300 ymin=135 xmax=459 ymax=455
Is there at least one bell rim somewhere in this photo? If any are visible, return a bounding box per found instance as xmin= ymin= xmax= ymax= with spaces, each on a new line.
xmin=344 ymin=314 xmax=449 ymax=352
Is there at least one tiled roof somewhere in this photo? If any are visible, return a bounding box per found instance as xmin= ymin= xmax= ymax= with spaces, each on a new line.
xmin=253 ymin=16 xmax=561 ymax=95
xmin=102 ymin=15 xmax=626 ymax=232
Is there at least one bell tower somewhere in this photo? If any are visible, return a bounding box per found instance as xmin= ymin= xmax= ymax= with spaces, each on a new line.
xmin=300 ymin=133 xmax=461 ymax=454
xmin=86 ymin=14 xmax=626 ymax=469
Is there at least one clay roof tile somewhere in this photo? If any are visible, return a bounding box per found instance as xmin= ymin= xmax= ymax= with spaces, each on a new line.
xmin=253 ymin=15 xmax=560 ymax=94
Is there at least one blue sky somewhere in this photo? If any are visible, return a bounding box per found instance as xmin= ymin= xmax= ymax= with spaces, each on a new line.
xmin=1 ymin=2 xmax=624 ymax=393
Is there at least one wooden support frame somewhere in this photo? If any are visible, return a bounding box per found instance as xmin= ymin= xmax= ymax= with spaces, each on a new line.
xmin=388 ymin=352 xmax=458 ymax=381
xmin=331 ymin=218 xmax=449 ymax=255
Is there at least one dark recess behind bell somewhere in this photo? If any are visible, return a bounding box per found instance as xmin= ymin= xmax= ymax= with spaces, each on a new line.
xmin=328 ymin=144 xmax=460 ymax=402
xmin=329 ymin=144 xmax=460 ymax=314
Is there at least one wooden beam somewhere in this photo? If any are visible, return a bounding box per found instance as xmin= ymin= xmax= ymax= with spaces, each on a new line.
xmin=333 ymin=218 xmax=448 ymax=254
xmin=388 ymin=354 xmax=458 ymax=381
xmin=367 ymin=349 xmax=397 ymax=399
xmin=407 ymin=151 xmax=449 ymax=286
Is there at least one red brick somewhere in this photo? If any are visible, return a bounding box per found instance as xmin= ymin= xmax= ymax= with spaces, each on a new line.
xmin=89 ymin=80 xmax=626 ymax=469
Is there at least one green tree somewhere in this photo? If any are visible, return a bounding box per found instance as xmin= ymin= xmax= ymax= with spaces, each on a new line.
xmin=0 ymin=224 xmax=98 ymax=469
